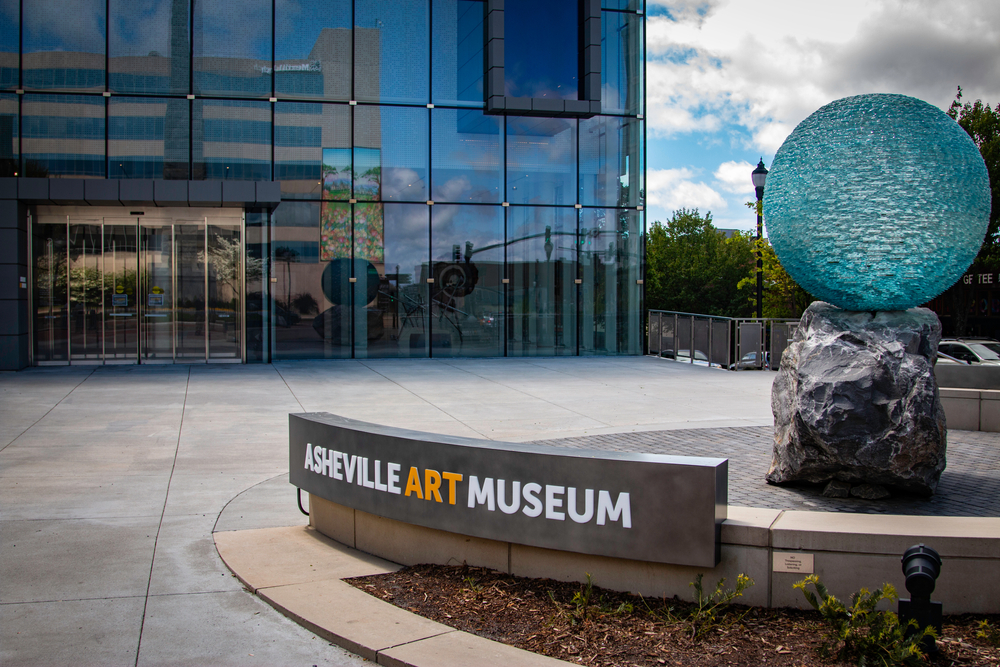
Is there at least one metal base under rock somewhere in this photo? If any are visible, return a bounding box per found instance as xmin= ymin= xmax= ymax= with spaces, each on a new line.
xmin=767 ymin=302 xmax=947 ymax=496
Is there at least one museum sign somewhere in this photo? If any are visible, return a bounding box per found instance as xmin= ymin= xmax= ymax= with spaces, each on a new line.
xmin=290 ymin=413 xmax=728 ymax=567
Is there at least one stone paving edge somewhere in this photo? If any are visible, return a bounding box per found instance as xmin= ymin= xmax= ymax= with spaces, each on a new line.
xmin=214 ymin=525 xmax=565 ymax=667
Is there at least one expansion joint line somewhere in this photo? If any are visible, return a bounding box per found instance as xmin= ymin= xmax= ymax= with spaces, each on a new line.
xmin=273 ymin=366 xmax=306 ymax=413
xmin=134 ymin=366 xmax=192 ymax=667
xmin=0 ymin=367 xmax=97 ymax=453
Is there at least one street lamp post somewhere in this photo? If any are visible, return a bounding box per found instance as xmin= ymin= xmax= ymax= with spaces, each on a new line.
xmin=751 ymin=159 xmax=768 ymax=320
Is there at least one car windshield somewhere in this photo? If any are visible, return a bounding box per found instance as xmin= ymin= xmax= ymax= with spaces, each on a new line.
xmin=970 ymin=343 xmax=1000 ymax=360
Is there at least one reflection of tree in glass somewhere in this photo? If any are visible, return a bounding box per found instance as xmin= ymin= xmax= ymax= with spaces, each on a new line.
xmin=292 ymin=293 xmax=318 ymax=315
xmin=202 ymin=236 xmax=262 ymax=310
xmin=355 ymin=166 xmax=381 ymax=200
xmin=273 ymin=245 xmax=299 ymax=311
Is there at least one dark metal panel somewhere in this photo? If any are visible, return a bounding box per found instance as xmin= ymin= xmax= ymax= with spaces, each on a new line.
xmin=153 ymin=180 xmax=188 ymax=206
xmin=255 ymin=181 xmax=281 ymax=207
xmin=188 ymin=180 xmax=222 ymax=207
xmin=0 ymin=298 xmax=29 ymax=335
xmin=17 ymin=178 xmax=49 ymax=202
xmin=290 ymin=413 xmax=727 ymax=567
xmin=0 ymin=333 xmax=30 ymax=371
xmin=0 ymin=199 xmax=18 ymax=228
xmin=531 ymin=98 xmax=562 ymax=113
xmin=0 ymin=178 xmax=16 ymax=200
xmin=49 ymin=179 xmax=87 ymax=205
xmin=0 ymin=227 xmax=27 ymax=265
xmin=222 ymin=181 xmax=256 ymax=207
xmin=84 ymin=179 xmax=121 ymax=206
xmin=119 ymin=180 xmax=156 ymax=206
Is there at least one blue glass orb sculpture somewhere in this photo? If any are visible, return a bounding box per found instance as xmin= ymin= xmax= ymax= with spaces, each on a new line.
xmin=763 ymin=94 xmax=991 ymax=312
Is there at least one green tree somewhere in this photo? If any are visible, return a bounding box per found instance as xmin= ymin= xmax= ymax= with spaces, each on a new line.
xmin=645 ymin=208 xmax=755 ymax=317
xmin=945 ymin=87 xmax=1000 ymax=335
xmin=948 ymin=86 xmax=1000 ymax=264
xmin=737 ymin=236 xmax=814 ymax=318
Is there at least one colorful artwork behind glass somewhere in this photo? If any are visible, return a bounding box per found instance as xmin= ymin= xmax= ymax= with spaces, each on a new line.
xmin=322 ymin=148 xmax=351 ymax=200
xmin=354 ymin=203 xmax=385 ymax=264
xmin=320 ymin=202 xmax=350 ymax=261
xmin=318 ymin=202 xmax=385 ymax=264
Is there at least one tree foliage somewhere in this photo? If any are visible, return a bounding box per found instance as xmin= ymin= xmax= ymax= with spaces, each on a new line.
xmin=645 ymin=208 xmax=755 ymax=317
xmin=948 ymin=86 xmax=1000 ymax=266
xmin=944 ymin=87 xmax=999 ymax=334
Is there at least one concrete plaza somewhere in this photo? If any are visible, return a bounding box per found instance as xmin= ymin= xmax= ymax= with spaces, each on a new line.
xmin=1 ymin=357 xmax=995 ymax=666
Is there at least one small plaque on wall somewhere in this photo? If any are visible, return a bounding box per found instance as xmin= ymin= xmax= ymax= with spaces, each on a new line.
xmin=773 ymin=552 xmax=814 ymax=573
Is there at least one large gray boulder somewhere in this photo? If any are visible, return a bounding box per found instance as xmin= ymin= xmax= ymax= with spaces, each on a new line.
xmin=767 ymin=302 xmax=947 ymax=496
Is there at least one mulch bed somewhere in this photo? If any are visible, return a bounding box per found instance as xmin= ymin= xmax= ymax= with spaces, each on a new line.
xmin=347 ymin=564 xmax=1000 ymax=667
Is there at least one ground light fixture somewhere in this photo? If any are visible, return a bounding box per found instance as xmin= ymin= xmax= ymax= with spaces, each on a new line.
xmin=898 ymin=543 xmax=943 ymax=653
xmin=751 ymin=159 xmax=768 ymax=319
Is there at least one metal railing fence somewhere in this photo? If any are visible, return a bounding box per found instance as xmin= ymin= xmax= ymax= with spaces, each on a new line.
xmin=647 ymin=310 xmax=800 ymax=370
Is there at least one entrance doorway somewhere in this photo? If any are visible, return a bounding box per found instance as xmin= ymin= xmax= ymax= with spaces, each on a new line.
xmin=32 ymin=207 xmax=244 ymax=365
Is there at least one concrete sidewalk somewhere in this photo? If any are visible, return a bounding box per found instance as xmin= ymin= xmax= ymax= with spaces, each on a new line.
xmin=0 ymin=357 xmax=803 ymax=666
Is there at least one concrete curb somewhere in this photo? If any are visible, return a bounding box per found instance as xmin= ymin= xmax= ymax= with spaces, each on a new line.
xmin=214 ymin=526 xmax=564 ymax=667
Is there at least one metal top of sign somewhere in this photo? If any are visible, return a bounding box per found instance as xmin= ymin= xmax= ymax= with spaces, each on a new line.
xmin=298 ymin=412 xmax=728 ymax=469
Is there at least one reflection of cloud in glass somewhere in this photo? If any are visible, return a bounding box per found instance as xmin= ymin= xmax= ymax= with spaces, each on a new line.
xmin=383 ymin=204 xmax=428 ymax=284
xmin=23 ymin=0 xmax=105 ymax=53
xmin=194 ymin=0 xmax=271 ymax=60
xmin=382 ymin=167 xmax=426 ymax=201
xmin=109 ymin=0 xmax=173 ymax=57
xmin=432 ymin=205 xmax=503 ymax=261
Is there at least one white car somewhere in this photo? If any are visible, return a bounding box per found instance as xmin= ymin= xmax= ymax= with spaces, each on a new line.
xmin=937 ymin=338 xmax=1000 ymax=365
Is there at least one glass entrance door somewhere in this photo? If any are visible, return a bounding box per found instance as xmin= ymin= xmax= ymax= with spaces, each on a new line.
xmin=32 ymin=208 xmax=243 ymax=365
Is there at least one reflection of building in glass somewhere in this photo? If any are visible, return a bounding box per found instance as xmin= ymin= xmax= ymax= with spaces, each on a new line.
xmin=0 ymin=0 xmax=645 ymax=369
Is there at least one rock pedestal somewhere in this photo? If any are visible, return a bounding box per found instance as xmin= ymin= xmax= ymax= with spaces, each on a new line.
xmin=767 ymin=302 xmax=947 ymax=496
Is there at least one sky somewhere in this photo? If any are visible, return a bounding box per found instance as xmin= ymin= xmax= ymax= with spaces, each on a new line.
xmin=644 ymin=0 xmax=1000 ymax=232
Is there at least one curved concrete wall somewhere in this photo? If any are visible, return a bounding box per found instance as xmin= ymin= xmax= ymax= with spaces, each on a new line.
xmin=309 ymin=496 xmax=1000 ymax=614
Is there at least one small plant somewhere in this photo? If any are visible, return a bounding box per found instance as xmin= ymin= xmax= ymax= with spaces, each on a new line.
xmin=461 ymin=575 xmax=483 ymax=595
xmin=794 ymin=574 xmax=935 ymax=666
xmin=978 ymin=619 xmax=1000 ymax=647
xmin=684 ymin=573 xmax=755 ymax=640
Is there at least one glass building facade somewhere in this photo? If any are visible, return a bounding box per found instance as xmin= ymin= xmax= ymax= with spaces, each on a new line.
xmin=0 ymin=0 xmax=645 ymax=367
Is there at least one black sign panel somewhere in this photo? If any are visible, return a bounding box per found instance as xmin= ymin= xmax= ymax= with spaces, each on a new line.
xmin=290 ymin=413 xmax=727 ymax=567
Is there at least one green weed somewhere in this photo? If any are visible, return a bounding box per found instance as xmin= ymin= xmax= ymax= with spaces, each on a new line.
xmin=794 ymin=574 xmax=935 ymax=666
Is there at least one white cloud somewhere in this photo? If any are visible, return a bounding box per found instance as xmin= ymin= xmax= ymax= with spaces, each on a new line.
xmin=712 ymin=160 xmax=756 ymax=195
xmin=646 ymin=0 xmax=1000 ymax=153
xmin=647 ymin=168 xmax=727 ymax=213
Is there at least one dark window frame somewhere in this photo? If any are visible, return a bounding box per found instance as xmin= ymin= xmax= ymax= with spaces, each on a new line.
xmin=484 ymin=0 xmax=600 ymax=118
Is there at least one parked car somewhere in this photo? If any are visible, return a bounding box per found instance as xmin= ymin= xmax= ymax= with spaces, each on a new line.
xmin=937 ymin=338 xmax=1000 ymax=365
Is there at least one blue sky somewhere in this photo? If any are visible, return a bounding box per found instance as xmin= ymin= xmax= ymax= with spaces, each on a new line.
xmin=644 ymin=0 xmax=1000 ymax=232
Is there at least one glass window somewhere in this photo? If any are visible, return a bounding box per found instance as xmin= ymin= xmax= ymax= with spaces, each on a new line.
xmin=275 ymin=0 xmax=351 ymax=100
xmin=272 ymin=201 xmax=350 ymax=359
xmin=579 ymin=115 xmax=641 ymax=207
xmin=22 ymin=0 xmax=105 ymax=92
xmin=193 ymin=0 xmax=271 ymax=97
xmin=33 ymin=216 xmax=69 ymax=362
xmin=0 ymin=1 xmax=18 ymax=89
xmin=109 ymin=0 xmax=190 ymax=95
xmin=109 ymin=96 xmax=190 ymax=179
xmin=192 ymin=99 xmax=271 ymax=180
xmin=22 ymin=94 xmax=105 ymax=177
xmin=358 ymin=203 xmax=430 ymax=358
xmin=506 ymin=117 xmax=576 ymax=205
xmin=431 ymin=205 xmax=504 ymax=357
xmin=0 ymin=93 xmax=17 ymax=176
xmin=245 ymin=209 xmax=267 ymax=363
xmin=601 ymin=0 xmax=642 ymax=9
xmin=275 ymin=102 xmax=351 ymax=200
xmin=355 ymin=0 xmax=429 ymax=105
xmin=507 ymin=206 xmax=577 ymax=356
xmin=504 ymin=0 xmax=578 ymax=100
xmin=431 ymin=109 xmax=501 ymax=203
xmin=602 ymin=10 xmax=642 ymax=115
xmin=432 ymin=0 xmax=484 ymax=107
xmin=579 ymin=208 xmax=641 ymax=354
xmin=355 ymin=105 xmax=428 ymax=202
